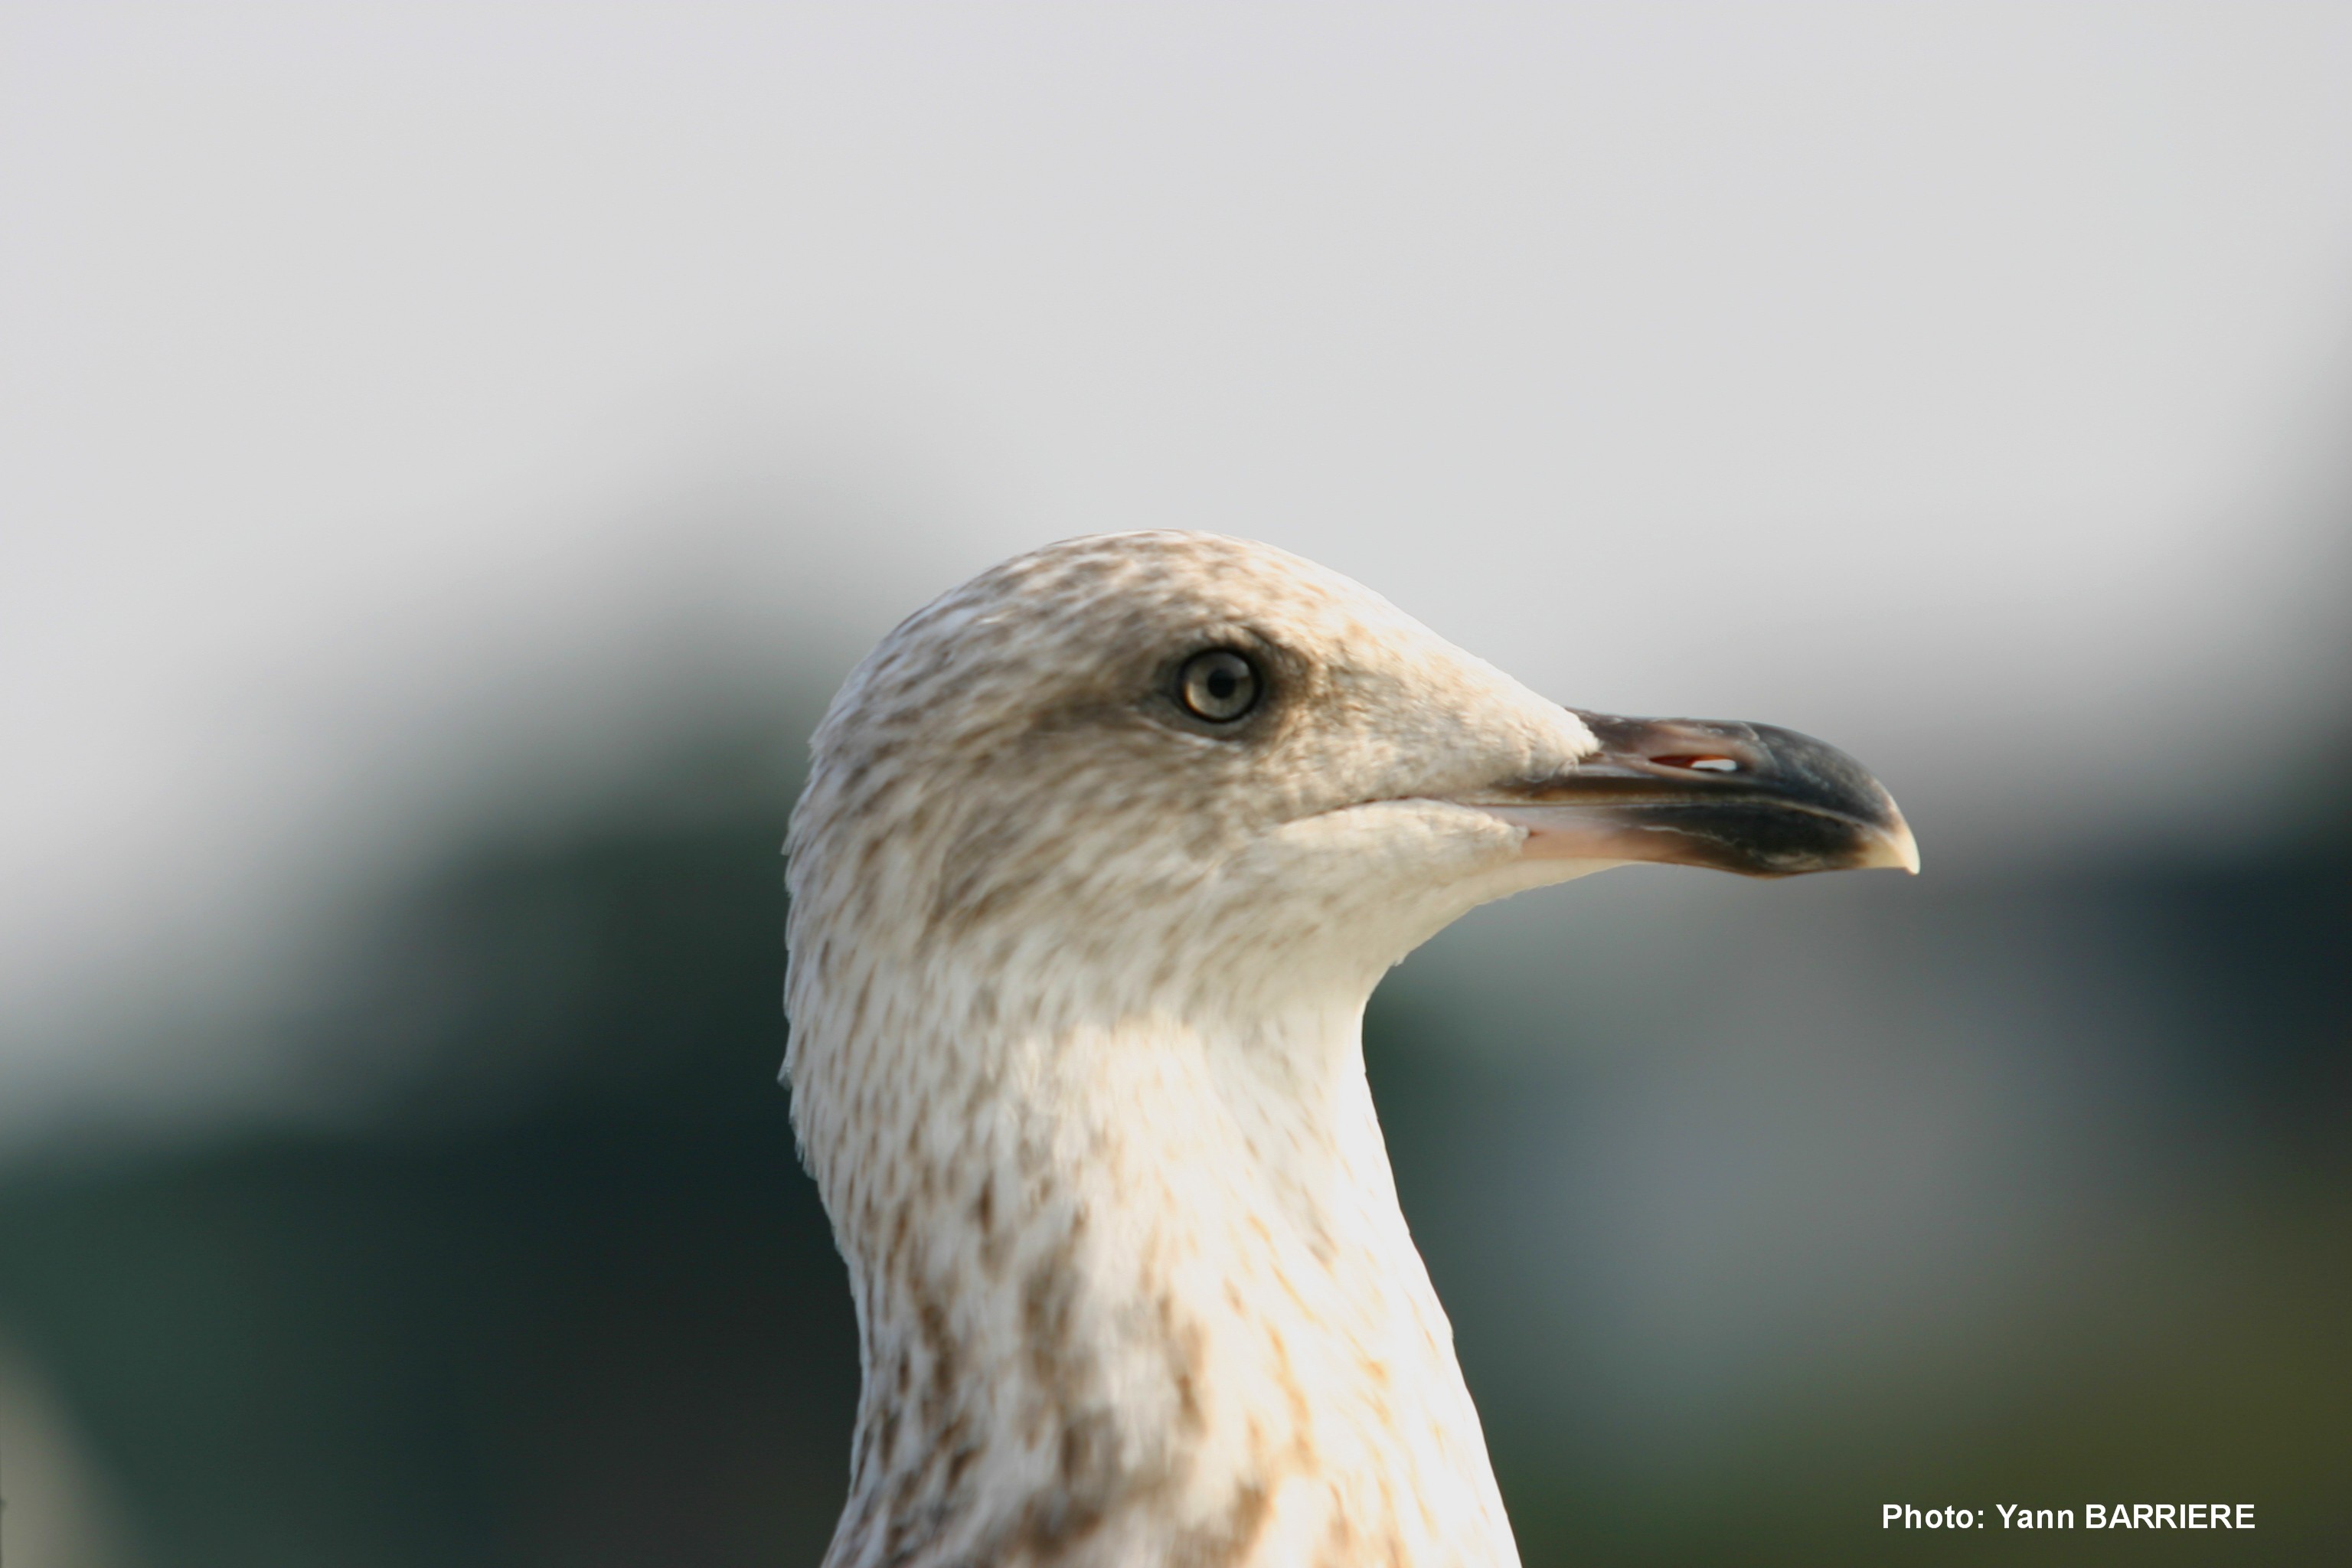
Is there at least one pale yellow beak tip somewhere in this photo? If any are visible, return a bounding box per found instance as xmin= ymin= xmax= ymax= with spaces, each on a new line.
xmin=1873 ymin=812 xmax=1922 ymax=875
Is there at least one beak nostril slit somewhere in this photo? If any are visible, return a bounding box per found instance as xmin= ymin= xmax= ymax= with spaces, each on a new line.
xmin=1655 ymin=754 xmax=1740 ymax=773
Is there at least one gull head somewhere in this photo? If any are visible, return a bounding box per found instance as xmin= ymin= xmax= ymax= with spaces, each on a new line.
xmin=789 ymin=530 xmax=1913 ymax=1026
xmin=782 ymin=530 xmax=1915 ymax=1568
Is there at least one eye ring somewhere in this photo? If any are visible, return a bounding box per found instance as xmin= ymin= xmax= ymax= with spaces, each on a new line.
xmin=1176 ymin=648 xmax=1261 ymax=724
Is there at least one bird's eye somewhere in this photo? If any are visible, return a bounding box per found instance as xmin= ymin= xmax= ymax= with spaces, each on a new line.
xmin=1176 ymin=648 xmax=1261 ymax=724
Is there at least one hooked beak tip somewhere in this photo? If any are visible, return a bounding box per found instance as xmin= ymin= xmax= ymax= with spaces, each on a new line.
xmin=1868 ymin=811 xmax=1922 ymax=875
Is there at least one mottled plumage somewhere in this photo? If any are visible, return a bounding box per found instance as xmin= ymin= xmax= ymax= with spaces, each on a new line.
xmin=785 ymin=533 xmax=1913 ymax=1567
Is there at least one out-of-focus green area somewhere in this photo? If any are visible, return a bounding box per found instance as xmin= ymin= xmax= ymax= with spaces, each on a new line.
xmin=0 ymin=725 xmax=2345 ymax=1566
xmin=0 ymin=736 xmax=853 ymax=1568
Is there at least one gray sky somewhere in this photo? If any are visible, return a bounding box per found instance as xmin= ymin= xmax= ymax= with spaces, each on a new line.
xmin=6 ymin=4 xmax=2351 ymax=1137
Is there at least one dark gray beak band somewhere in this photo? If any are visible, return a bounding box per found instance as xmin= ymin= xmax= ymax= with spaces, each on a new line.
xmin=1473 ymin=710 xmax=1919 ymax=877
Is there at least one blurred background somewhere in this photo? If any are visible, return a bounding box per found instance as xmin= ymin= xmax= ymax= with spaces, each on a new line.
xmin=3 ymin=5 xmax=2348 ymax=1565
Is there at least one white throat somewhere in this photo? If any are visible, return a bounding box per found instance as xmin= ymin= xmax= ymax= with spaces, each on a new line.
xmin=789 ymin=952 xmax=1522 ymax=1568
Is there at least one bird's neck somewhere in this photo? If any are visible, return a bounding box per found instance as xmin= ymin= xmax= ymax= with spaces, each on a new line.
xmin=796 ymin=982 xmax=1520 ymax=1568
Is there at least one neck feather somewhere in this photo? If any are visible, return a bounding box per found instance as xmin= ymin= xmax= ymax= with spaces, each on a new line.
xmin=789 ymin=960 xmax=1520 ymax=1568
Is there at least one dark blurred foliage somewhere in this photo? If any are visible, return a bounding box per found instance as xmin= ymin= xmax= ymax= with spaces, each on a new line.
xmin=0 ymin=735 xmax=857 ymax=1568
xmin=1380 ymin=851 xmax=2352 ymax=1566
xmin=0 ymin=727 xmax=2346 ymax=1566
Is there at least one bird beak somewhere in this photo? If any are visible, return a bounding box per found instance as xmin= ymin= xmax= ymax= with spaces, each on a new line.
xmin=1468 ymin=710 xmax=1919 ymax=877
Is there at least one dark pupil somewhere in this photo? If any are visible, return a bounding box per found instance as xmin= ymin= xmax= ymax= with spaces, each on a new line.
xmin=1181 ymin=650 xmax=1257 ymax=722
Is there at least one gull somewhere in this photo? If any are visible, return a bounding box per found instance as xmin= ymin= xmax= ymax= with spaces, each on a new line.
xmin=784 ymin=532 xmax=1916 ymax=1567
